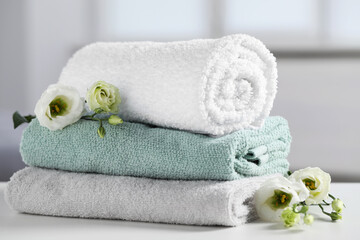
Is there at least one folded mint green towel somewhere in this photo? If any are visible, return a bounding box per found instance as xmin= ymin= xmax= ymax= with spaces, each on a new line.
xmin=20 ymin=116 xmax=291 ymax=181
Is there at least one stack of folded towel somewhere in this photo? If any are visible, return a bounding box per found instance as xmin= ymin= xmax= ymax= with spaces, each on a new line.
xmin=5 ymin=34 xmax=291 ymax=226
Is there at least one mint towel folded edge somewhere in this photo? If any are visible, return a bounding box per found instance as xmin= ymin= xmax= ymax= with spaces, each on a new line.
xmin=20 ymin=116 xmax=291 ymax=181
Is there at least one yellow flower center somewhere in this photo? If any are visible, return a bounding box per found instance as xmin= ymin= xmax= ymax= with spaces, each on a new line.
xmin=49 ymin=97 xmax=68 ymax=118
xmin=303 ymin=178 xmax=317 ymax=190
xmin=267 ymin=190 xmax=293 ymax=210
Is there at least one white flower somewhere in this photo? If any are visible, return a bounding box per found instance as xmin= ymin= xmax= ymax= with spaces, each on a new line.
xmin=255 ymin=176 xmax=309 ymax=222
xmin=86 ymin=81 xmax=121 ymax=113
xmin=288 ymin=167 xmax=331 ymax=205
xmin=34 ymin=84 xmax=84 ymax=130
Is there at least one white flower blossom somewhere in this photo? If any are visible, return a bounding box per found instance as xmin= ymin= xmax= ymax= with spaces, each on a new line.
xmin=288 ymin=167 xmax=331 ymax=205
xmin=255 ymin=176 xmax=309 ymax=222
xmin=86 ymin=81 xmax=121 ymax=113
xmin=34 ymin=84 xmax=84 ymax=130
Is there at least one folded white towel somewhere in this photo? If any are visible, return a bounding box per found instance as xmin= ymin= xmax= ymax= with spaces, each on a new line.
xmin=5 ymin=167 xmax=276 ymax=226
xmin=58 ymin=34 xmax=277 ymax=136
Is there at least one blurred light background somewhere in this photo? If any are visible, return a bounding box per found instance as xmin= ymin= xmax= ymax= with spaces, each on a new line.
xmin=1 ymin=0 xmax=359 ymax=181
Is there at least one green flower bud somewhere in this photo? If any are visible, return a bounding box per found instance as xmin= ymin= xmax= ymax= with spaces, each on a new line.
xmin=86 ymin=81 xmax=121 ymax=114
xmin=97 ymin=126 xmax=106 ymax=138
xmin=331 ymin=199 xmax=344 ymax=213
xmin=330 ymin=212 xmax=342 ymax=221
xmin=303 ymin=214 xmax=314 ymax=225
xmin=281 ymin=207 xmax=300 ymax=227
xmin=108 ymin=115 xmax=123 ymax=125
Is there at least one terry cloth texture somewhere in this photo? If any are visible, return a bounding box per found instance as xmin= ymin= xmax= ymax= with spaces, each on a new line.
xmin=58 ymin=34 xmax=277 ymax=136
xmin=20 ymin=116 xmax=290 ymax=181
xmin=5 ymin=167 xmax=278 ymax=226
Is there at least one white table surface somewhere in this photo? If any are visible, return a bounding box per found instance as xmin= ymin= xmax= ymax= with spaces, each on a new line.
xmin=0 ymin=182 xmax=358 ymax=240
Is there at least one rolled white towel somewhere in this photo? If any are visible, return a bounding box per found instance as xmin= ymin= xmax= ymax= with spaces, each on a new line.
xmin=59 ymin=34 xmax=277 ymax=136
xmin=5 ymin=167 xmax=277 ymax=226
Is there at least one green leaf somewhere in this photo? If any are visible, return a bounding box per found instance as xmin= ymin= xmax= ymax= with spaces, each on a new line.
xmin=13 ymin=111 xmax=28 ymax=129
xmin=13 ymin=111 xmax=35 ymax=129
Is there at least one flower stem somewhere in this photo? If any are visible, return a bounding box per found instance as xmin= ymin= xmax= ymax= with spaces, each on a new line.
xmin=81 ymin=113 xmax=108 ymax=138
xmin=318 ymin=204 xmax=329 ymax=215
xmin=81 ymin=111 xmax=100 ymax=121
xmin=318 ymin=204 xmax=333 ymax=218
xmin=81 ymin=116 xmax=103 ymax=122
xmin=329 ymin=193 xmax=336 ymax=200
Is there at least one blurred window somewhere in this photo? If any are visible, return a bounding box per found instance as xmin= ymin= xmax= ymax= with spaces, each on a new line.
xmin=224 ymin=0 xmax=318 ymax=49
xmin=328 ymin=0 xmax=360 ymax=46
xmin=97 ymin=0 xmax=211 ymax=40
xmin=98 ymin=0 xmax=360 ymax=49
xmin=223 ymin=0 xmax=360 ymax=49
